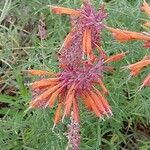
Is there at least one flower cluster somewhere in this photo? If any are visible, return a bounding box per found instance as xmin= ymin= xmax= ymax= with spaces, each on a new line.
xmin=26 ymin=0 xmax=150 ymax=149
xmin=29 ymin=0 xmax=128 ymax=126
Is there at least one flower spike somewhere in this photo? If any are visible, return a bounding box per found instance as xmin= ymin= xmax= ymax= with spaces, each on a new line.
xmin=27 ymin=1 xmax=132 ymax=149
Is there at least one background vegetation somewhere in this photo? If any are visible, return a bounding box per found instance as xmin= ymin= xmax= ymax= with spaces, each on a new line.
xmin=0 ymin=0 xmax=150 ymax=149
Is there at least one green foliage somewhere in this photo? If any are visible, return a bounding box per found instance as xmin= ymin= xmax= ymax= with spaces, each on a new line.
xmin=0 ymin=0 xmax=150 ymax=150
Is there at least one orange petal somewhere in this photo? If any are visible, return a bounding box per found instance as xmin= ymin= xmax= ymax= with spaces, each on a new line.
xmin=130 ymin=68 xmax=141 ymax=77
xmin=104 ymin=52 xmax=128 ymax=63
xmin=80 ymin=93 xmax=92 ymax=111
xmin=83 ymin=91 xmax=101 ymax=117
xmin=141 ymin=0 xmax=150 ymax=16
xmin=66 ymin=82 xmax=76 ymax=99
xmin=63 ymin=91 xmax=75 ymax=117
xmin=73 ymin=98 xmax=79 ymax=123
xmin=63 ymin=82 xmax=77 ymax=118
xmin=93 ymin=87 xmax=112 ymax=114
xmin=50 ymin=6 xmax=80 ymax=16
xmin=88 ymin=90 xmax=106 ymax=114
xmin=86 ymin=28 xmax=92 ymax=58
xmin=128 ymin=60 xmax=150 ymax=71
xmin=96 ymin=78 xmax=109 ymax=94
xmin=125 ymin=57 xmax=150 ymax=76
xmin=106 ymin=26 xmax=150 ymax=42
xmin=62 ymin=27 xmax=76 ymax=48
xmin=30 ymin=82 xmax=63 ymax=108
xmin=53 ymin=102 xmax=62 ymax=125
xmin=131 ymin=32 xmax=150 ymax=41
xmin=83 ymin=28 xmax=87 ymax=54
xmin=140 ymin=74 xmax=150 ymax=89
xmin=31 ymin=78 xmax=59 ymax=89
xmin=106 ymin=26 xmax=133 ymax=42
xmin=48 ymin=86 xmax=64 ymax=108
xmin=27 ymin=69 xmax=55 ymax=76
xmin=94 ymin=43 xmax=108 ymax=60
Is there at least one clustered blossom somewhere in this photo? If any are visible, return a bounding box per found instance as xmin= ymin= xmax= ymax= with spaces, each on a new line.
xmin=26 ymin=0 xmax=150 ymax=150
xmin=107 ymin=0 xmax=150 ymax=89
xmin=28 ymin=0 xmax=129 ymax=125
xmin=54 ymin=1 xmax=107 ymax=69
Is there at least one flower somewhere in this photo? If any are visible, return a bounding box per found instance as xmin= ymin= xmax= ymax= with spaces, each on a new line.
xmin=123 ymin=55 xmax=150 ymax=77
xmin=140 ymin=74 xmax=150 ymax=89
xmin=106 ymin=26 xmax=150 ymax=43
xmin=26 ymin=1 xmax=131 ymax=149
xmin=141 ymin=0 xmax=150 ymax=47
xmin=26 ymin=0 xmax=130 ymax=129
xmin=104 ymin=51 xmax=128 ymax=63
xmin=51 ymin=6 xmax=81 ymax=16
xmin=28 ymin=61 xmax=108 ymax=126
xmin=50 ymin=0 xmax=107 ymax=63
xmin=28 ymin=46 xmax=128 ymax=126
xmin=124 ymin=55 xmax=150 ymax=89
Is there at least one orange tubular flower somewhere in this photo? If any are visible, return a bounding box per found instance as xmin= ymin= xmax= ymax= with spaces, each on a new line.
xmin=31 ymin=78 xmax=59 ymax=89
xmin=126 ymin=58 xmax=150 ymax=76
xmin=83 ymin=91 xmax=102 ymax=117
xmin=140 ymin=74 xmax=150 ymax=89
xmin=26 ymin=1 xmax=150 ymax=149
xmin=141 ymin=0 xmax=150 ymax=16
xmin=50 ymin=1 xmax=107 ymax=64
xmin=61 ymin=27 xmax=76 ymax=48
xmin=106 ymin=26 xmax=150 ymax=42
xmin=28 ymin=56 xmax=118 ymax=126
xmin=50 ymin=6 xmax=80 ymax=16
xmin=83 ymin=27 xmax=92 ymax=59
xmin=53 ymin=101 xmax=62 ymax=128
xmin=94 ymin=43 xmax=108 ymax=60
xmin=28 ymin=1 xmax=134 ymax=149
xmin=27 ymin=69 xmax=55 ymax=76
xmin=104 ymin=52 xmax=128 ymax=63
xmin=95 ymin=78 xmax=109 ymax=95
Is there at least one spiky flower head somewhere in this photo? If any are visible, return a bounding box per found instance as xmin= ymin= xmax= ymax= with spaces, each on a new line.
xmin=51 ymin=0 xmax=107 ymax=68
xmin=27 ymin=1 xmax=129 ymax=150
xmin=27 ymin=0 xmax=130 ymax=126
